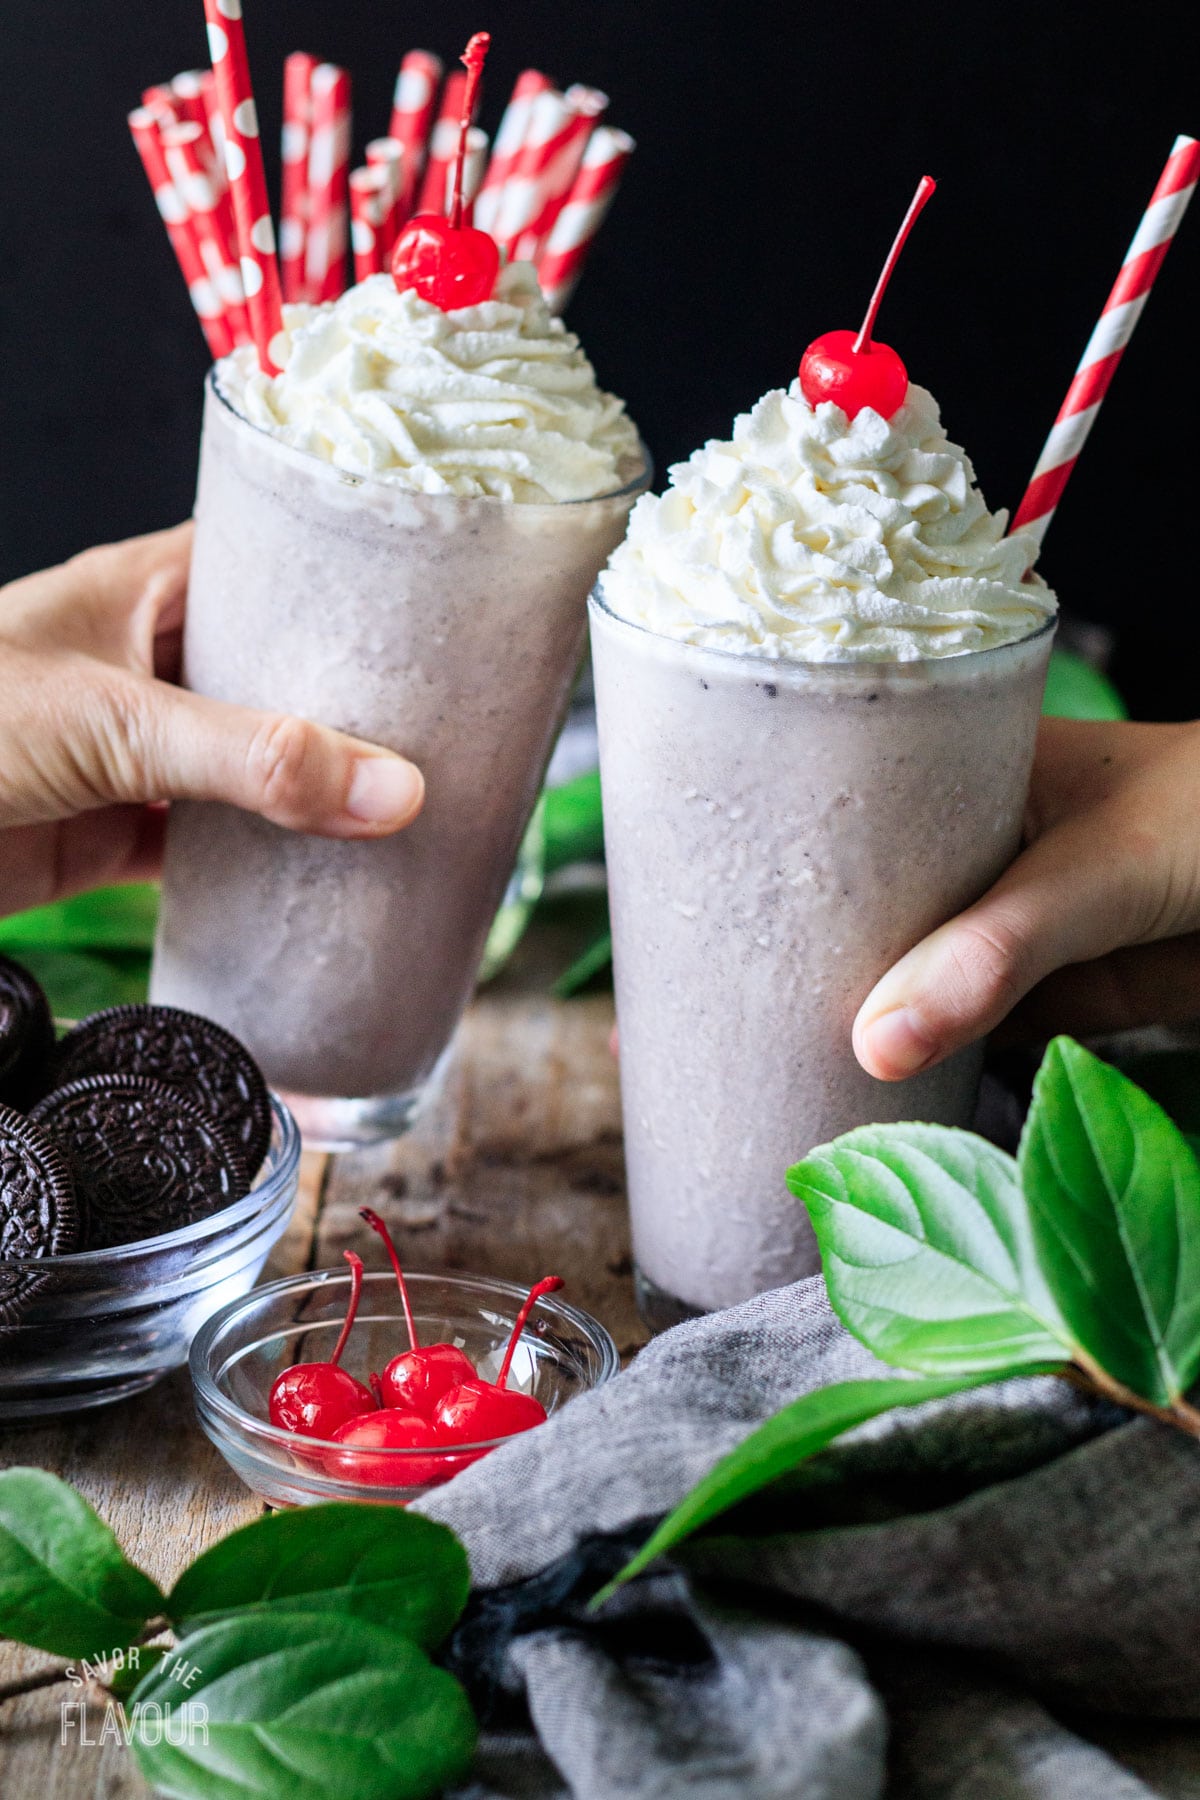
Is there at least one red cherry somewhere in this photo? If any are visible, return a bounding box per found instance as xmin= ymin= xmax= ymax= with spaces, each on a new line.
xmin=798 ymin=175 xmax=937 ymax=421
xmin=269 ymin=1250 xmax=377 ymax=1439
xmin=391 ymin=33 xmax=498 ymax=311
xmin=430 ymin=1275 xmax=563 ymax=1468
xmin=359 ymin=1207 xmax=478 ymax=1414
xmin=325 ymin=1407 xmax=447 ymax=1488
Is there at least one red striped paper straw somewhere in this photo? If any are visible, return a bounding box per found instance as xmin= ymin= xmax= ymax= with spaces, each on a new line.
xmin=202 ymin=0 xmax=283 ymax=373
xmin=389 ymin=50 xmax=443 ymax=221
xmin=437 ymin=127 xmax=489 ymax=216
xmin=305 ymin=62 xmax=352 ymax=302
xmin=537 ymin=126 xmax=634 ymax=314
xmin=349 ymin=167 xmax=391 ymax=281
xmin=1012 ymin=134 xmax=1200 ymax=544
xmin=129 ymin=107 xmax=234 ymax=358
xmin=280 ymin=51 xmax=317 ymax=302
xmin=365 ymin=138 xmax=406 ymax=254
xmin=510 ymin=86 xmax=607 ymax=263
xmin=473 ymin=69 xmax=553 ymax=236
xmin=162 ymin=121 xmax=250 ymax=345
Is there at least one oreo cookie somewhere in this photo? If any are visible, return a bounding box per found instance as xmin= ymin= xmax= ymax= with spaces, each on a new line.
xmin=52 ymin=1004 xmax=271 ymax=1176
xmin=0 ymin=956 xmax=55 ymax=1110
xmin=30 ymin=1075 xmax=248 ymax=1252
xmin=0 ymin=1103 xmax=78 ymax=1324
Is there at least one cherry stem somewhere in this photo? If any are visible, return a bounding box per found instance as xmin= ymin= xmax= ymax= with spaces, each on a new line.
xmin=496 ymin=1276 xmax=564 ymax=1390
xmin=359 ymin=1208 xmax=419 ymax=1351
xmin=853 ymin=175 xmax=937 ymax=357
xmin=329 ymin=1251 xmax=364 ymax=1368
xmin=369 ymin=1372 xmax=384 ymax=1407
xmin=448 ymin=31 xmax=490 ymax=231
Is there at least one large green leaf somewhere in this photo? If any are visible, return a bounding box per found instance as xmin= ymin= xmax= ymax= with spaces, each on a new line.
xmin=0 ymin=1469 xmax=162 ymax=1658
xmin=597 ymin=1370 xmax=1023 ymax=1602
xmin=1020 ymin=1037 xmax=1200 ymax=1405
xmin=0 ymin=884 xmax=159 ymax=952
xmin=129 ymin=1610 xmax=476 ymax=1800
xmin=9 ymin=947 xmax=150 ymax=1020
xmin=1041 ymin=649 xmax=1126 ymax=722
xmin=788 ymin=1124 xmax=1074 ymax=1374
xmin=543 ymin=770 xmax=605 ymax=873
xmin=167 ymin=1504 xmax=468 ymax=1649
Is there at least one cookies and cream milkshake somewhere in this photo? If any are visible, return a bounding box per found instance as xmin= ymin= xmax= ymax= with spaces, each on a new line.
xmin=593 ymin=378 xmax=1056 ymax=1322
xmin=152 ymin=264 xmax=645 ymax=1146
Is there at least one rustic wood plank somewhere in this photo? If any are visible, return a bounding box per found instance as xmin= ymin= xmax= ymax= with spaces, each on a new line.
xmin=319 ymin=991 xmax=645 ymax=1362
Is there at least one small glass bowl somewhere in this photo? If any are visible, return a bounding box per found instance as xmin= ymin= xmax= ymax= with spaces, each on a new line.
xmin=190 ymin=1268 xmax=620 ymax=1507
xmin=0 ymin=1096 xmax=300 ymax=1419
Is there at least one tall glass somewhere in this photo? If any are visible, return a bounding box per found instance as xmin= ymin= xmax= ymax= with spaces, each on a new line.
xmin=151 ymin=375 xmax=646 ymax=1147
xmin=590 ymin=591 xmax=1055 ymax=1326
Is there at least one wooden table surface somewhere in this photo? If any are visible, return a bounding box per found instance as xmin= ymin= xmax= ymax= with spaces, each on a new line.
xmin=0 ymin=956 xmax=643 ymax=1796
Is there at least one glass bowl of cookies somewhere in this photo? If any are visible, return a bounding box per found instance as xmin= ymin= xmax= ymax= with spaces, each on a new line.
xmin=0 ymin=955 xmax=301 ymax=1418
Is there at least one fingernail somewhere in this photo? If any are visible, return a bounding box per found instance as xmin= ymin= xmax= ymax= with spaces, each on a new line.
xmin=346 ymin=757 xmax=424 ymax=825
xmin=862 ymin=1007 xmax=938 ymax=1079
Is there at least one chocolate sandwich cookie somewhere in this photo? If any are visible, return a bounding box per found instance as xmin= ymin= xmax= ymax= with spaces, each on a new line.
xmin=0 ymin=1103 xmax=79 ymax=1325
xmin=31 ymin=1075 xmax=248 ymax=1252
xmin=52 ymin=1004 xmax=271 ymax=1176
xmin=0 ymin=956 xmax=55 ymax=1110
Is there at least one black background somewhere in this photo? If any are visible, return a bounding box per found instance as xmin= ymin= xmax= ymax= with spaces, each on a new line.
xmin=1 ymin=0 xmax=1196 ymax=718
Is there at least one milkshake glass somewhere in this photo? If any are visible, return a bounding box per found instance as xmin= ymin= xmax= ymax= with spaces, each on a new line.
xmin=593 ymin=378 xmax=1057 ymax=1324
xmin=153 ymin=274 xmax=645 ymax=1147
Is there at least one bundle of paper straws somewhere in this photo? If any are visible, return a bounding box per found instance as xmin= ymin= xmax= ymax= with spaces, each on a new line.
xmin=130 ymin=20 xmax=634 ymax=369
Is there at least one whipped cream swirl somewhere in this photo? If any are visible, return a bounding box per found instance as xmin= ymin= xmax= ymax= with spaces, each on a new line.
xmin=218 ymin=263 xmax=641 ymax=504
xmin=601 ymin=381 xmax=1055 ymax=661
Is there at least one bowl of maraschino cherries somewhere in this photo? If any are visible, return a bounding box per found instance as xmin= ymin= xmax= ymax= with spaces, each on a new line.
xmin=190 ymin=1209 xmax=619 ymax=1507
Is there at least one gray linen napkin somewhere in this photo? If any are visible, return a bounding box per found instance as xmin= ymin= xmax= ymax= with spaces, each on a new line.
xmin=417 ymin=1277 xmax=1200 ymax=1798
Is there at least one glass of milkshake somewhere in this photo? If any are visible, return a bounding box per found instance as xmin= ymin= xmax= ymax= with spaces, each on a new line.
xmin=152 ymin=263 xmax=646 ymax=1147
xmin=592 ymin=379 xmax=1056 ymax=1325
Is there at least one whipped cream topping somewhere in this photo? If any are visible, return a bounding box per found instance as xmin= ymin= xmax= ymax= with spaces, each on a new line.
xmin=219 ymin=263 xmax=641 ymax=503
xmin=601 ymin=381 xmax=1056 ymax=661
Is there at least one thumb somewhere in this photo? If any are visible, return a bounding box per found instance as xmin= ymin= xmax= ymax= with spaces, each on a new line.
xmin=852 ymin=815 xmax=1146 ymax=1080
xmin=113 ymin=679 xmax=425 ymax=838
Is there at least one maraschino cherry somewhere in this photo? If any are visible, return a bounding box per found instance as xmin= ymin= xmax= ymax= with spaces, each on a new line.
xmin=325 ymin=1407 xmax=446 ymax=1489
xmin=433 ymin=1276 xmax=564 ymax=1464
xmin=391 ymin=32 xmax=499 ymax=310
xmin=359 ymin=1207 xmax=475 ymax=1414
xmin=268 ymin=1250 xmax=377 ymax=1439
xmin=798 ymin=175 xmax=937 ymax=422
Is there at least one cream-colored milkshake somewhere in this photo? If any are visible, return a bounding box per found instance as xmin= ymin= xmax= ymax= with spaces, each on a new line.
xmin=152 ymin=265 xmax=645 ymax=1147
xmin=594 ymin=379 xmax=1056 ymax=1322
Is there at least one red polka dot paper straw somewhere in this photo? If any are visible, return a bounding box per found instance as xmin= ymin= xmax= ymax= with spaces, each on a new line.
xmin=473 ymin=69 xmax=553 ymax=237
xmin=365 ymin=138 xmax=406 ymax=255
xmin=202 ymin=0 xmax=284 ymax=374
xmin=128 ymin=107 xmax=234 ymax=359
xmin=349 ymin=167 xmax=391 ymax=282
xmin=1011 ymin=134 xmax=1200 ymax=546
xmin=169 ymin=71 xmax=210 ymax=130
xmin=162 ymin=121 xmax=251 ymax=346
xmin=305 ymin=62 xmax=353 ymax=303
xmin=141 ymin=84 xmax=179 ymax=122
xmin=388 ymin=50 xmax=443 ymax=223
xmin=280 ymin=51 xmax=318 ymax=303
xmin=537 ymin=126 xmax=635 ymax=315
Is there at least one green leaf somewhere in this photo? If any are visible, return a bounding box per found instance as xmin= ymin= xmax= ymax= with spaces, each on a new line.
xmin=1020 ymin=1036 xmax=1200 ymax=1406
xmin=787 ymin=1124 xmax=1074 ymax=1375
xmin=552 ymin=928 xmax=612 ymax=998
xmin=167 ymin=1504 xmax=468 ymax=1649
xmin=543 ymin=769 xmax=605 ymax=873
xmin=108 ymin=1644 xmax=167 ymax=1701
xmin=0 ymin=884 xmax=159 ymax=952
xmin=0 ymin=1469 xmax=162 ymax=1659
xmin=1118 ymin=1050 xmax=1200 ymax=1143
xmin=6 ymin=947 xmax=150 ymax=1020
xmin=1041 ymin=649 xmax=1126 ymax=722
xmin=596 ymin=1369 xmax=1022 ymax=1602
xmin=129 ymin=1610 xmax=476 ymax=1800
